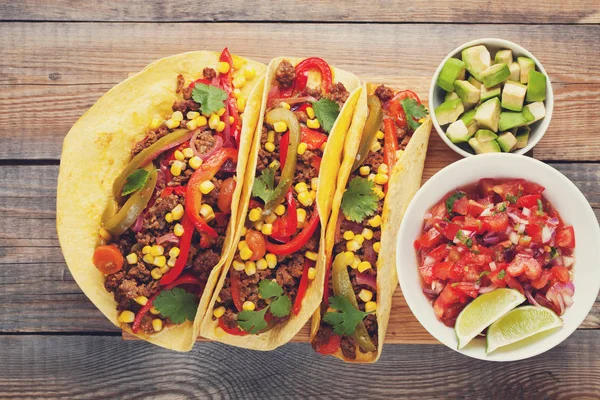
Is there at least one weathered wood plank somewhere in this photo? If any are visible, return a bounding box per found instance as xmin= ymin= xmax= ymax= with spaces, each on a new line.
xmin=2 ymin=332 xmax=600 ymax=399
xmin=2 ymin=0 xmax=599 ymax=23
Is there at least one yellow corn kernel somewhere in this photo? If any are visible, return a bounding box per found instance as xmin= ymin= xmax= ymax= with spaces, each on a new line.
xmin=358 ymin=289 xmax=373 ymax=302
xmin=362 ymin=228 xmax=374 ymax=240
xmin=351 ymin=255 xmax=360 ymax=270
xmin=256 ymin=258 xmax=268 ymax=270
xmin=238 ymin=240 xmax=249 ymax=251
xmin=170 ymin=160 xmax=184 ymax=177
xmin=274 ymin=204 xmax=286 ymax=216
xmin=273 ymin=121 xmax=287 ymax=133
xmin=269 ymin=160 xmax=280 ymax=170
xmin=118 ymin=310 xmax=135 ymax=323
xmin=306 ymin=106 xmax=315 ymax=119
xmin=343 ymin=230 xmax=355 ymax=241
xmin=371 ymin=141 xmax=382 ymax=152
xmin=233 ymin=260 xmax=245 ymax=271
xmin=186 ymin=119 xmax=198 ymax=131
xmin=305 ymin=251 xmax=318 ymax=261
xmin=306 ymin=118 xmax=320 ymax=129
xmin=297 ymin=142 xmax=308 ymax=155
xmin=368 ymin=173 xmax=376 ymax=182
xmin=245 ymin=261 xmax=256 ymax=276
xmin=200 ymin=204 xmax=214 ymax=220
xmin=171 ymin=111 xmax=184 ymax=121
xmin=173 ymin=223 xmax=184 ymax=237
xmin=153 ymin=255 xmax=166 ymax=268
xmin=160 ymin=265 xmax=170 ymax=274
xmin=216 ymin=120 xmax=226 ymax=132
xmin=243 ymin=65 xmax=256 ymax=80
xmin=182 ymin=147 xmax=195 ymax=158
xmin=242 ymin=300 xmax=256 ymax=311
xmin=254 ymin=220 xmax=263 ymax=230
xmin=265 ymin=142 xmax=276 ymax=152
xmin=217 ymin=107 xmax=226 ymax=117
xmin=239 ymin=247 xmax=253 ymax=261
xmin=359 ymin=166 xmax=371 ymax=176
xmin=378 ymin=163 xmax=389 ymax=174
xmin=167 ymin=257 xmax=177 ymax=267
xmin=346 ymin=239 xmax=361 ymax=252
xmin=354 ymin=234 xmax=364 ymax=245
xmin=375 ymin=130 xmax=385 ymax=140
xmin=266 ymin=253 xmax=277 ymax=269
xmin=240 ymin=226 xmax=248 ymax=236
xmin=217 ymin=61 xmax=230 ymax=74
xmin=373 ymin=241 xmax=381 ymax=253
xmin=229 ymin=116 xmax=235 ymax=124
xmin=151 ymin=268 xmax=163 ymax=280
xmin=174 ymin=149 xmax=185 ymax=161
xmin=310 ymin=190 xmax=316 ymax=201
xmin=295 ymin=182 xmax=308 ymax=193
xmin=310 ymin=177 xmax=319 ymax=189
xmin=134 ymin=296 xmax=148 ymax=306
xmin=374 ymin=173 xmax=389 ymax=185
xmin=261 ymin=223 xmax=273 ymax=236
xmin=143 ymin=254 xmax=155 ymax=264
xmin=213 ymin=306 xmax=226 ymax=318
xmin=199 ymin=180 xmax=215 ymax=194
xmin=296 ymin=208 xmax=307 ymax=226
xmin=165 ymin=213 xmax=174 ymax=223
xmin=279 ymin=102 xmax=290 ymax=110
xmin=150 ymin=117 xmax=162 ymax=130
xmin=187 ymin=111 xmax=200 ymax=120
xmin=152 ymin=318 xmax=163 ymax=332
xmin=195 ymin=115 xmax=208 ymax=127
xmin=150 ymin=245 xmax=164 ymax=257
xmin=189 ymin=156 xmax=203 ymax=170
xmin=267 ymin=130 xmax=275 ymax=143
xmin=236 ymin=96 xmax=246 ymax=112
xmin=209 ymin=114 xmax=220 ymax=130
xmin=297 ymin=191 xmax=313 ymax=207
xmin=233 ymin=88 xmax=242 ymax=98
xmin=248 ymin=207 xmax=262 ymax=222
xmin=171 ymin=204 xmax=184 ymax=220
xmin=165 ymin=118 xmax=180 ymax=129
xmin=233 ymin=76 xmax=246 ymax=88
xmin=142 ymin=245 xmax=152 ymax=255
xmin=233 ymin=56 xmax=244 ymax=70
xmin=126 ymin=253 xmax=138 ymax=265
xmin=376 ymin=189 xmax=386 ymax=200
xmin=150 ymin=307 xmax=160 ymax=315
xmin=365 ymin=301 xmax=377 ymax=313
xmin=369 ymin=215 xmax=382 ymax=228
xmin=358 ymin=261 xmax=372 ymax=273
xmin=308 ymin=267 xmax=316 ymax=280
xmin=342 ymin=251 xmax=355 ymax=265
xmin=264 ymin=213 xmax=277 ymax=224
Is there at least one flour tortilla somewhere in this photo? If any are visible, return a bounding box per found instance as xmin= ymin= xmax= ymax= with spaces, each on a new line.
xmin=57 ymin=51 xmax=266 ymax=351
xmin=310 ymin=83 xmax=432 ymax=362
xmin=200 ymin=57 xmax=361 ymax=349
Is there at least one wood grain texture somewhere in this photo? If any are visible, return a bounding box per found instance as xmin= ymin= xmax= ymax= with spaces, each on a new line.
xmin=2 ymin=332 xmax=600 ymax=399
xmin=2 ymin=0 xmax=599 ymax=23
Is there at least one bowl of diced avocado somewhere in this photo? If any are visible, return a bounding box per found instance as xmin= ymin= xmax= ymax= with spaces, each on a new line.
xmin=429 ymin=38 xmax=553 ymax=157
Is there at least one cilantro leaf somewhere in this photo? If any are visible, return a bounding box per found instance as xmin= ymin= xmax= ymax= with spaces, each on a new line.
xmin=152 ymin=288 xmax=198 ymax=324
xmin=270 ymin=295 xmax=292 ymax=318
xmin=537 ymin=199 xmax=544 ymax=212
xmin=341 ymin=177 xmax=379 ymax=223
xmin=476 ymin=271 xmax=490 ymax=285
xmin=498 ymin=270 xmax=506 ymax=279
xmin=191 ymin=83 xmax=227 ymax=116
xmin=323 ymin=296 xmax=370 ymax=336
xmin=506 ymin=194 xmax=518 ymax=204
xmin=258 ymin=280 xmax=290 ymax=318
xmin=312 ymin=98 xmax=340 ymax=133
xmin=445 ymin=191 xmax=466 ymax=214
xmin=237 ymin=307 xmax=269 ymax=334
xmin=252 ymin=167 xmax=278 ymax=204
xmin=401 ymin=98 xmax=428 ymax=131
xmin=550 ymin=247 xmax=559 ymax=259
xmin=258 ymin=279 xmax=283 ymax=299
xmin=122 ymin=169 xmax=150 ymax=196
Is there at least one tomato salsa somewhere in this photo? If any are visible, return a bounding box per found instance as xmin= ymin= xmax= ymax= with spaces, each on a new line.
xmin=415 ymin=179 xmax=576 ymax=327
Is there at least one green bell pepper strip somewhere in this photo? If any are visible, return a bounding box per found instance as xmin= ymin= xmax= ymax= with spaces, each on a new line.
xmin=331 ymin=253 xmax=377 ymax=353
xmin=351 ymin=95 xmax=383 ymax=172
xmin=103 ymin=166 xmax=157 ymax=235
xmin=263 ymin=108 xmax=300 ymax=214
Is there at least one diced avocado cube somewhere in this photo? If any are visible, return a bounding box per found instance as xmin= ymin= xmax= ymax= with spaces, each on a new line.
xmin=509 ymin=62 xmax=520 ymax=82
xmin=494 ymin=49 xmax=513 ymax=65
xmin=517 ymin=57 xmax=536 ymax=84
xmin=497 ymin=132 xmax=518 ymax=152
xmin=461 ymin=45 xmax=491 ymax=81
xmin=454 ymin=80 xmax=480 ymax=110
xmin=460 ymin=109 xmax=479 ymax=136
xmin=515 ymin=126 xmax=531 ymax=149
xmin=480 ymin=84 xmax=501 ymax=102
xmin=468 ymin=76 xmax=483 ymax=89
xmin=474 ymin=97 xmax=501 ymax=132
xmin=434 ymin=98 xmax=464 ymax=126
xmin=481 ymin=63 xmax=511 ymax=88
xmin=475 ymin=129 xmax=498 ymax=142
xmin=523 ymin=102 xmax=546 ymax=125
xmin=468 ymin=138 xmax=501 ymax=154
xmin=502 ymin=81 xmax=527 ymax=111
xmin=445 ymin=91 xmax=459 ymax=102
xmin=446 ymin=120 xmax=473 ymax=144
xmin=522 ymin=107 xmax=535 ymax=122
xmin=526 ymin=70 xmax=547 ymax=102
xmin=437 ymin=58 xmax=466 ymax=92
xmin=498 ymin=111 xmax=532 ymax=131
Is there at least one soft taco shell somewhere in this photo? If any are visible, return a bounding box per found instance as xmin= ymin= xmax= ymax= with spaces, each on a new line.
xmin=57 ymin=51 xmax=266 ymax=351
xmin=310 ymin=83 xmax=432 ymax=362
xmin=200 ymin=57 xmax=361 ymax=349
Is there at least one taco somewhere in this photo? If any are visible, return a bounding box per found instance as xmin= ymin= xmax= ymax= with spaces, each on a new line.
xmin=57 ymin=48 xmax=266 ymax=351
xmin=200 ymin=57 xmax=360 ymax=349
xmin=310 ymin=83 xmax=432 ymax=362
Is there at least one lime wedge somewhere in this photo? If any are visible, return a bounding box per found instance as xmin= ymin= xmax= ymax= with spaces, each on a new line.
xmin=486 ymin=305 xmax=562 ymax=353
xmin=455 ymin=288 xmax=525 ymax=349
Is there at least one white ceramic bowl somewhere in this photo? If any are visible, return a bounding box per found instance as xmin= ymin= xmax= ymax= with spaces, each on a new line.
xmin=396 ymin=154 xmax=600 ymax=361
xmin=429 ymin=38 xmax=554 ymax=158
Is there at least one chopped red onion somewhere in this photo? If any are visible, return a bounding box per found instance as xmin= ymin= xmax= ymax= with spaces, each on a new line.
xmin=489 ymin=261 xmax=497 ymax=271
xmin=356 ymin=271 xmax=377 ymax=289
xmin=191 ymin=131 xmax=223 ymax=160
xmin=508 ymin=212 xmax=529 ymax=225
xmin=547 ymin=217 xmax=559 ymax=226
xmin=132 ymin=213 xmax=144 ymax=232
xmin=478 ymin=285 xmax=497 ymax=294
xmin=267 ymin=96 xmax=317 ymax=108
xmin=524 ymin=288 xmax=542 ymax=307
xmin=479 ymin=207 xmax=493 ymax=217
xmin=542 ymin=225 xmax=555 ymax=244
xmin=522 ymin=207 xmax=531 ymax=217
xmin=423 ymin=255 xmax=435 ymax=266
xmin=483 ymin=233 xmax=500 ymax=246
xmin=156 ymin=232 xmax=179 ymax=245
xmin=563 ymin=256 xmax=575 ymax=267
xmin=431 ymin=280 xmax=444 ymax=294
xmin=517 ymin=223 xmax=526 ymax=234
xmin=509 ymin=231 xmax=519 ymax=244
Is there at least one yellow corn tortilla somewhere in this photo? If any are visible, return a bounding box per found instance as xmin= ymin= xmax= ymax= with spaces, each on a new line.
xmin=310 ymin=83 xmax=432 ymax=362
xmin=200 ymin=57 xmax=361 ymax=350
xmin=57 ymin=51 xmax=266 ymax=351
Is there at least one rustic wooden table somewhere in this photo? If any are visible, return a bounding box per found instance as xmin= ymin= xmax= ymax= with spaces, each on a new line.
xmin=2 ymin=1 xmax=599 ymax=398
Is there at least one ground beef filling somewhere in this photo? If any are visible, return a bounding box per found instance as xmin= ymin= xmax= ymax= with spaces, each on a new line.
xmin=323 ymin=82 xmax=350 ymax=107
xmin=275 ymin=60 xmax=296 ymax=88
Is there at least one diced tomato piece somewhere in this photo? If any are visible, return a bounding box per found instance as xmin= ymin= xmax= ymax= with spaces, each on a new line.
xmin=492 ymin=180 xmax=524 ymax=201
xmin=468 ymin=200 xmax=487 ymax=216
xmin=489 ymin=268 xmax=507 ymax=288
xmin=428 ymin=200 xmax=448 ymax=221
xmin=428 ymin=244 xmax=450 ymax=262
xmin=517 ymin=194 xmax=541 ymax=208
xmin=461 ymin=265 xmax=481 ymax=282
xmin=507 ymin=254 xmax=542 ymax=280
xmin=479 ymin=179 xmax=496 ymax=196
xmin=452 ymin=282 xmax=479 ymax=298
xmin=417 ymin=227 xmax=442 ymax=248
xmin=432 ymin=261 xmax=454 ymax=280
xmin=447 ymin=247 xmax=461 ymax=262
xmin=481 ymin=213 xmax=508 ymax=233
xmin=435 ymin=285 xmax=461 ymax=307
xmin=505 ymin=276 xmax=524 ymax=294
xmin=523 ymin=181 xmax=545 ymax=195
xmin=526 ymin=222 xmax=543 ymax=244
xmin=556 ymin=226 xmax=575 ymax=249
xmin=452 ymin=196 xmax=469 ymax=215
xmin=531 ymin=269 xmax=552 ymax=289
xmin=551 ymin=266 xmax=571 ymax=283
xmin=463 ymin=215 xmax=484 ymax=233
xmin=418 ymin=264 xmax=434 ymax=285
xmin=443 ymin=223 xmax=460 ymax=241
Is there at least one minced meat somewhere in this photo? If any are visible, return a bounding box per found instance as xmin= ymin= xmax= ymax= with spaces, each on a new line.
xmin=172 ymin=99 xmax=199 ymax=114
xmin=193 ymin=130 xmax=217 ymax=156
xmin=374 ymin=84 xmax=394 ymax=103
xmin=176 ymin=74 xmax=185 ymax=93
xmin=203 ymin=67 xmax=217 ymax=80
xmin=323 ymin=82 xmax=349 ymax=107
xmin=131 ymin=126 xmax=170 ymax=157
xmin=275 ymin=60 xmax=295 ymax=88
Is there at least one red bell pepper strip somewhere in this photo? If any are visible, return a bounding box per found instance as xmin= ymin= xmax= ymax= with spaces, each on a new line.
xmin=188 ymin=78 xmax=211 ymax=89
xmin=383 ymin=118 xmax=399 ymax=171
xmin=293 ymin=57 xmax=333 ymax=94
xmin=218 ymin=48 xmax=240 ymax=148
xmin=279 ymin=131 xmax=289 ymax=169
xmin=270 ymin=189 xmax=297 ymax=242
xmin=265 ymin=209 xmax=320 ymax=255
xmin=159 ymin=214 xmax=195 ymax=285
xmin=160 ymin=185 xmax=187 ymax=198
xmin=314 ymin=333 xmax=341 ymax=355
xmin=218 ymin=317 xmax=248 ymax=336
xmin=230 ymin=270 xmax=244 ymax=312
xmin=185 ymin=148 xmax=238 ymax=236
xmin=301 ymin=126 xmax=327 ymax=150
xmin=292 ymin=259 xmax=313 ymax=315
xmin=310 ymin=155 xmax=322 ymax=171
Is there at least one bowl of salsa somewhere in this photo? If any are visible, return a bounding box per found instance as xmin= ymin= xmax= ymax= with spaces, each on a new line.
xmin=396 ymin=153 xmax=600 ymax=361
